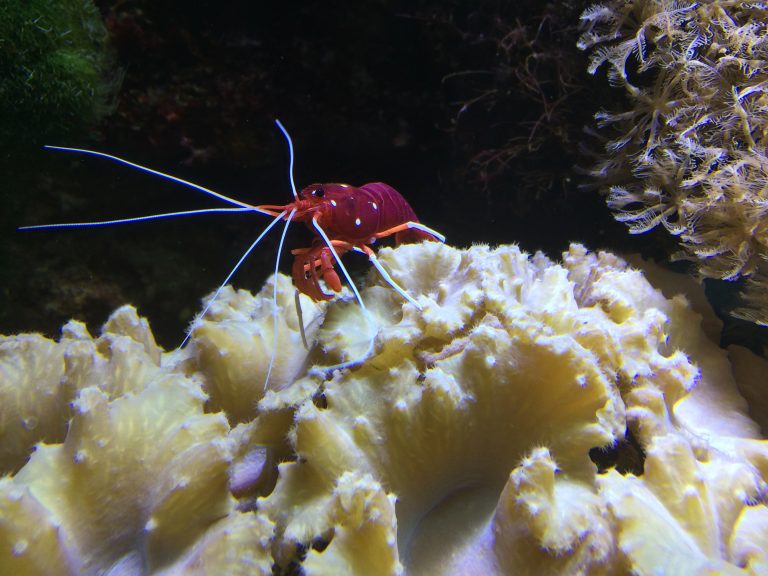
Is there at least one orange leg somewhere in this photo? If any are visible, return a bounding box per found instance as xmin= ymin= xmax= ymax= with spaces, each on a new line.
xmin=372 ymin=221 xmax=445 ymax=243
xmin=355 ymin=244 xmax=421 ymax=308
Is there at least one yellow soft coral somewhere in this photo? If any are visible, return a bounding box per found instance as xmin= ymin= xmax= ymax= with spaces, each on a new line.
xmin=0 ymin=306 xmax=273 ymax=576
xmin=0 ymin=334 xmax=68 ymax=474
xmin=598 ymin=433 xmax=763 ymax=575
xmin=190 ymin=276 xmax=325 ymax=424
xmin=255 ymin=242 xmax=768 ymax=574
xmin=2 ymin=242 xmax=767 ymax=575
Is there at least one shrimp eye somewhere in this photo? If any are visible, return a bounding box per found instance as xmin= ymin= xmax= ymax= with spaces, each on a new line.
xmin=304 ymin=270 xmax=312 ymax=280
xmin=313 ymin=187 xmax=324 ymax=197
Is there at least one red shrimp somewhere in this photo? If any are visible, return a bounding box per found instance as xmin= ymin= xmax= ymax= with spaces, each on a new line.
xmin=20 ymin=119 xmax=445 ymax=384
xmin=258 ymin=182 xmax=441 ymax=302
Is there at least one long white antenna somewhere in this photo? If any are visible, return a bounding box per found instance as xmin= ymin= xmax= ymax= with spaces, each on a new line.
xmin=18 ymin=207 xmax=256 ymax=230
xmin=354 ymin=246 xmax=421 ymax=309
xmin=274 ymin=119 xmax=299 ymax=200
xmin=264 ymin=207 xmax=297 ymax=391
xmin=181 ymin=209 xmax=288 ymax=349
xmin=43 ymin=145 xmax=263 ymax=210
xmin=184 ymin=119 xmax=301 ymax=356
xmin=312 ymin=218 xmax=366 ymax=311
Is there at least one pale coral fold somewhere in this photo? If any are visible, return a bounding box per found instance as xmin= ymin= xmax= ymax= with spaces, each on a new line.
xmin=1 ymin=307 xmax=273 ymax=576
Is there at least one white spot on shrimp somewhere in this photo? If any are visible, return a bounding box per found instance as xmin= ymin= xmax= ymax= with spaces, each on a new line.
xmin=355 ymin=218 xmax=361 ymax=226
xmin=372 ymin=202 xmax=378 ymax=210
xmin=330 ymin=200 xmax=337 ymax=207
